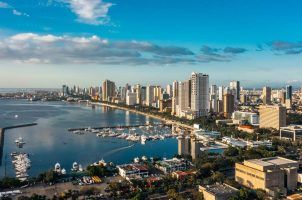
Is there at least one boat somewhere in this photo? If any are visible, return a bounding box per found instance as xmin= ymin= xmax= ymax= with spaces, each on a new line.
xmin=134 ymin=157 xmax=140 ymax=163
xmin=54 ymin=163 xmax=61 ymax=173
xmin=79 ymin=164 xmax=83 ymax=172
xmin=61 ymin=168 xmax=67 ymax=175
xmin=72 ymin=162 xmax=79 ymax=171
xmin=141 ymin=135 xmax=147 ymax=144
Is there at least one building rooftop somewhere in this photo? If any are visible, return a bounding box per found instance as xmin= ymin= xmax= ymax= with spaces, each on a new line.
xmin=118 ymin=164 xmax=148 ymax=172
xmin=280 ymin=125 xmax=302 ymax=130
xmin=246 ymin=157 xmax=298 ymax=167
xmin=201 ymin=184 xmax=238 ymax=196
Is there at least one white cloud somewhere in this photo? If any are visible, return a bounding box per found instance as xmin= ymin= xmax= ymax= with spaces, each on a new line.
xmin=12 ymin=9 xmax=21 ymax=15
xmin=0 ymin=33 xmax=196 ymax=65
xmin=0 ymin=1 xmax=29 ymax=17
xmin=62 ymin=0 xmax=113 ymax=25
xmin=0 ymin=1 xmax=10 ymax=8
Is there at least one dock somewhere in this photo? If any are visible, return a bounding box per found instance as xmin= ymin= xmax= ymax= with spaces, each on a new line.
xmin=0 ymin=123 xmax=37 ymax=166
xmin=68 ymin=123 xmax=167 ymax=132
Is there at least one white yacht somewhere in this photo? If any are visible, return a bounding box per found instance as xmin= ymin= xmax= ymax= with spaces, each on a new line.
xmin=141 ymin=135 xmax=147 ymax=144
xmin=134 ymin=157 xmax=140 ymax=163
xmin=72 ymin=162 xmax=79 ymax=171
xmin=54 ymin=163 xmax=61 ymax=173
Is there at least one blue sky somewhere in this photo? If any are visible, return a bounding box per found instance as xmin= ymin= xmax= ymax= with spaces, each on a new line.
xmin=0 ymin=0 xmax=302 ymax=88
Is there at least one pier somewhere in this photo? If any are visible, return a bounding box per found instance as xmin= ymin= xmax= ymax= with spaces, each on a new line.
xmin=0 ymin=123 xmax=37 ymax=166
xmin=68 ymin=123 xmax=167 ymax=132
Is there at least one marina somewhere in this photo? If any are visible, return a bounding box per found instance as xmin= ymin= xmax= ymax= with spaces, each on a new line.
xmin=70 ymin=124 xmax=176 ymax=144
xmin=0 ymin=99 xmax=178 ymax=178
xmin=11 ymin=152 xmax=31 ymax=181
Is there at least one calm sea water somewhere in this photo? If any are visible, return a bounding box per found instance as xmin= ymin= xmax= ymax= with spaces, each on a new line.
xmin=0 ymin=100 xmax=177 ymax=178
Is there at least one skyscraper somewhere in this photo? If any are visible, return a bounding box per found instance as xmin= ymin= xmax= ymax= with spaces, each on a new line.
xmin=262 ymin=86 xmax=271 ymax=105
xmin=190 ymin=72 xmax=209 ymax=117
xmin=223 ymin=93 xmax=235 ymax=118
xmin=230 ymin=80 xmax=240 ymax=101
xmin=133 ymin=84 xmax=141 ymax=104
xmin=146 ymin=85 xmax=155 ymax=106
xmin=178 ymin=80 xmax=191 ymax=115
xmin=166 ymin=84 xmax=172 ymax=97
xmin=102 ymin=79 xmax=116 ymax=101
xmin=218 ymin=86 xmax=224 ymax=101
xmin=286 ymin=85 xmax=293 ymax=100
xmin=286 ymin=85 xmax=293 ymax=109
xmin=171 ymin=81 xmax=179 ymax=115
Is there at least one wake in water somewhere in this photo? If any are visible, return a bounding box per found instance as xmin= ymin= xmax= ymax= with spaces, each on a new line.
xmin=102 ymin=144 xmax=135 ymax=157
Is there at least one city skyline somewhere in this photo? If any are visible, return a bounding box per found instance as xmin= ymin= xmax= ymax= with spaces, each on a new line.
xmin=0 ymin=0 xmax=302 ymax=88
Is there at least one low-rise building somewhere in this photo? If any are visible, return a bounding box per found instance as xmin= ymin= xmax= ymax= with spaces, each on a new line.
xmin=155 ymin=158 xmax=188 ymax=174
xmin=246 ymin=140 xmax=272 ymax=149
xmin=222 ymin=137 xmax=247 ymax=148
xmin=172 ymin=171 xmax=195 ymax=180
xmin=117 ymin=164 xmax=149 ymax=179
xmin=199 ymin=184 xmax=238 ymax=200
xmin=232 ymin=111 xmax=259 ymax=125
xmin=235 ymin=157 xmax=299 ymax=195
xmin=238 ymin=125 xmax=255 ymax=133
xmin=280 ymin=125 xmax=302 ymax=141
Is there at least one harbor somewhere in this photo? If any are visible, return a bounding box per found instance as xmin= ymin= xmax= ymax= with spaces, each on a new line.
xmin=69 ymin=123 xmax=176 ymax=144
xmin=0 ymin=99 xmax=178 ymax=178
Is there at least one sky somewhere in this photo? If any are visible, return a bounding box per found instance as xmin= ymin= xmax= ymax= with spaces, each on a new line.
xmin=0 ymin=0 xmax=302 ymax=88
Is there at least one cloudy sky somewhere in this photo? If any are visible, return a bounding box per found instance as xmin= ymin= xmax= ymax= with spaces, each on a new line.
xmin=0 ymin=0 xmax=302 ymax=88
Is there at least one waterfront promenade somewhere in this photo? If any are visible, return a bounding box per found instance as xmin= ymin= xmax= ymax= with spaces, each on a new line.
xmin=91 ymin=102 xmax=194 ymax=131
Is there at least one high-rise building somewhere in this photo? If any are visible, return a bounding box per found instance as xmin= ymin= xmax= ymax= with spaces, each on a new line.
xmin=210 ymin=85 xmax=217 ymax=97
xmin=171 ymin=81 xmax=179 ymax=115
xmin=178 ymin=80 xmax=191 ymax=115
xmin=133 ymin=84 xmax=142 ymax=104
xmin=153 ymin=86 xmax=162 ymax=108
xmin=223 ymin=94 xmax=235 ymax=118
xmin=259 ymin=105 xmax=286 ymax=130
xmin=102 ymin=80 xmax=116 ymax=101
xmin=166 ymin=84 xmax=172 ymax=97
xmin=286 ymin=85 xmax=293 ymax=100
xmin=218 ymin=86 xmax=224 ymax=101
xmin=286 ymin=85 xmax=293 ymax=109
xmin=146 ymin=85 xmax=155 ymax=106
xmin=62 ymin=85 xmax=68 ymax=96
xmin=230 ymin=81 xmax=240 ymax=101
xmin=190 ymin=72 xmax=209 ymax=117
xmin=262 ymin=86 xmax=272 ymax=105
xmin=140 ymin=86 xmax=146 ymax=105
xmin=126 ymin=91 xmax=136 ymax=106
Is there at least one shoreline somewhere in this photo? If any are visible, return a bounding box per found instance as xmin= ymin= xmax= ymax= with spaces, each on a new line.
xmin=90 ymin=102 xmax=194 ymax=131
xmin=91 ymin=102 xmax=168 ymax=122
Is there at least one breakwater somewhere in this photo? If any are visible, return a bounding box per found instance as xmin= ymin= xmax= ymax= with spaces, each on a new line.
xmin=0 ymin=123 xmax=37 ymax=166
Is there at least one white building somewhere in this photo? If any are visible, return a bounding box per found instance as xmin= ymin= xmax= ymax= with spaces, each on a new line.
xmin=177 ymin=80 xmax=191 ymax=117
xmin=126 ymin=91 xmax=136 ymax=106
xmin=190 ymin=72 xmax=209 ymax=117
xmin=117 ymin=164 xmax=149 ymax=178
xmin=155 ymin=158 xmax=188 ymax=174
xmin=146 ymin=85 xmax=155 ymax=106
xmin=232 ymin=111 xmax=259 ymax=125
